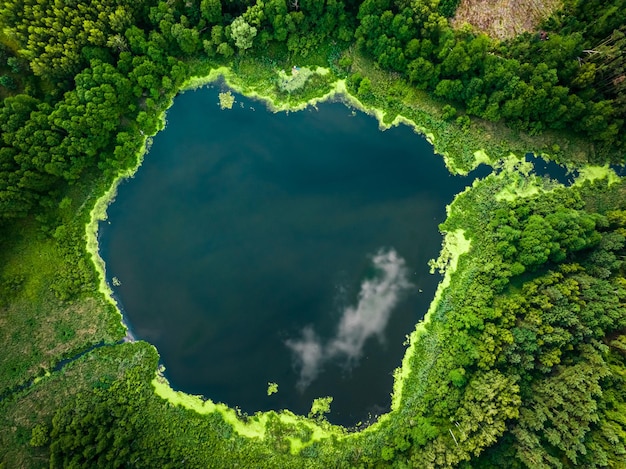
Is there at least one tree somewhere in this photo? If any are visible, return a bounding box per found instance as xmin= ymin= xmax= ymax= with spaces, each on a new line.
xmin=171 ymin=23 xmax=201 ymax=54
xmin=230 ymin=16 xmax=257 ymax=51
xmin=357 ymin=77 xmax=372 ymax=97
xmin=442 ymin=104 xmax=457 ymax=120
xmin=6 ymin=57 xmax=20 ymax=73
xmin=201 ymin=0 xmax=222 ymax=23
xmin=217 ymin=42 xmax=234 ymax=57
xmin=0 ymin=75 xmax=16 ymax=89
xmin=512 ymin=345 xmax=610 ymax=466
xmin=30 ymin=424 xmax=49 ymax=447
xmin=407 ymin=58 xmax=437 ymax=89
xmin=0 ymin=0 xmax=140 ymax=79
xmin=434 ymin=79 xmax=464 ymax=101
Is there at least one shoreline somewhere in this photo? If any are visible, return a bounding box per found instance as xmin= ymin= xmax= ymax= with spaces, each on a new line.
xmin=84 ymin=135 xmax=151 ymax=344
xmin=82 ymin=60 xmax=613 ymax=446
xmin=83 ymin=64 xmax=459 ymax=439
xmin=167 ymin=69 xmax=480 ymax=431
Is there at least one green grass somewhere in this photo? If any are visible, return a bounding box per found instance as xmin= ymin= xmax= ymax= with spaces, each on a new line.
xmin=0 ymin=342 xmax=156 ymax=468
xmin=0 ymin=224 xmax=124 ymax=395
xmin=0 ymin=172 xmax=126 ymax=395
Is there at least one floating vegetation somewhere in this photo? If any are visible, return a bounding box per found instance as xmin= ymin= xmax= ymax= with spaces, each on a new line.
xmin=218 ymin=91 xmax=235 ymax=109
xmin=267 ymin=382 xmax=279 ymax=396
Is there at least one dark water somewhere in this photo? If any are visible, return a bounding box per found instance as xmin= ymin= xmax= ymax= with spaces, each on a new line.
xmin=611 ymin=164 xmax=626 ymax=177
xmin=525 ymin=153 xmax=577 ymax=185
xmin=99 ymin=85 xmax=489 ymax=426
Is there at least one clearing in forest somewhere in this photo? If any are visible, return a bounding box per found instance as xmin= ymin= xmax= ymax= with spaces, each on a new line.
xmin=451 ymin=0 xmax=562 ymax=40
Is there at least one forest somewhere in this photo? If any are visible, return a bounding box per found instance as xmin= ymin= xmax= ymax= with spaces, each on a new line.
xmin=0 ymin=0 xmax=625 ymax=467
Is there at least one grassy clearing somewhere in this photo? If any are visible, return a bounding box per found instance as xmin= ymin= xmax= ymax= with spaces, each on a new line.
xmin=452 ymin=0 xmax=562 ymax=40
xmin=0 ymin=220 xmax=124 ymax=395
xmin=0 ymin=342 xmax=155 ymax=468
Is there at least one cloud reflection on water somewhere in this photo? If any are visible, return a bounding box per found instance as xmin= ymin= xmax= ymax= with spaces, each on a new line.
xmin=286 ymin=248 xmax=411 ymax=390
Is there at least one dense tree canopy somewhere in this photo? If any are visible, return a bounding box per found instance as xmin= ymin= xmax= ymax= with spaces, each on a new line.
xmin=0 ymin=0 xmax=625 ymax=467
xmin=354 ymin=0 xmax=626 ymax=151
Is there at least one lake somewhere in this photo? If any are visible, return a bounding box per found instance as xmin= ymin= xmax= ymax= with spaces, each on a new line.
xmin=99 ymin=84 xmax=489 ymax=426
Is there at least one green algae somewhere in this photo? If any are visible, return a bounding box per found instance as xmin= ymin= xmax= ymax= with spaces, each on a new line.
xmin=267 ymin=382 xmax=279 ymax=396
xmin=152 ymin=375 xmax=339 ymax=453
xmin=389 ymin=228 xmax=472 ymax=413
xmin=575 ymin=165 xmax=620 ymax=186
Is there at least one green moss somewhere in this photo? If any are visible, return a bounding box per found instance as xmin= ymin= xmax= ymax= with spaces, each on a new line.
xmin=309 ymin=396 xmax=333 ymax=418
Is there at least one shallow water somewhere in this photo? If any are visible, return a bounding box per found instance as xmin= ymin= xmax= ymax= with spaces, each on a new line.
xmin=99 ymin=85 xmax=489 ymax=425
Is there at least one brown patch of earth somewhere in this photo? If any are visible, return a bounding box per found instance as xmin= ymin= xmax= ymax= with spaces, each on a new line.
xmin=451 ymin=0 xmax=562 ymax=40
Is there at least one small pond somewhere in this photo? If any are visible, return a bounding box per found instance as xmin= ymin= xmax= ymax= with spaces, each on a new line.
xmin=99 ymin=84 xmax=490 ymax=426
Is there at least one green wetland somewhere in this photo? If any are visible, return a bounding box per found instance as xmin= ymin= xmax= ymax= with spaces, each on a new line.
xmin=2 ymin=0 xmax=625 ymax=465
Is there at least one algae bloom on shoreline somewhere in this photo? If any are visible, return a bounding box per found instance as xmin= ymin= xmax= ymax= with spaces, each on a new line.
xmin=95 ymin=81 xmax=489 ymax=426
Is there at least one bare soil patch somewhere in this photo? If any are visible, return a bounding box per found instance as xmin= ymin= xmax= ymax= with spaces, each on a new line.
xmin=451 ymin=0 xmax=562 ymax=40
